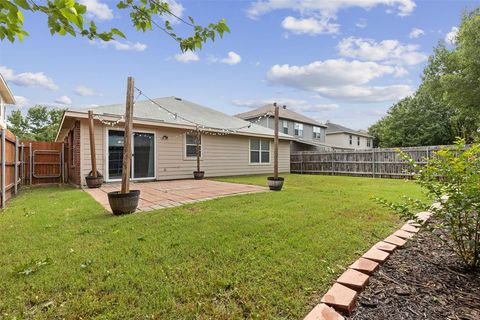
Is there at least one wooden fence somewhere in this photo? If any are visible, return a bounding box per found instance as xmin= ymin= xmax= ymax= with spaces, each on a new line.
xmin=291 ymin=146 xmax=446 ymax=179
xmin=0 ymin=129 xmax=21 ymax=208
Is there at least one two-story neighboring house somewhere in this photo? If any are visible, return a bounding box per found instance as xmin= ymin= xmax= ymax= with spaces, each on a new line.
xmin=235 ymin=104 xmax=331 ymax=151
xmin=325 ymin=121 xmax=373 ymax=149
xmin=0 ymin=74 xmax=15 ymax=128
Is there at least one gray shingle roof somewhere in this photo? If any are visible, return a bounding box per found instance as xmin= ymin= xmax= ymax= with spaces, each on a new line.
xmin=235 ymin=104 xmax=327 ymax=127
xmin=75 ymin=96 xmax=292 ymax=139
xmin=325 ymin=122 xmax=373 ymax=137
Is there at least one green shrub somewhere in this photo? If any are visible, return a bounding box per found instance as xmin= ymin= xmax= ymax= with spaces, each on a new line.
xmin=376 ymin=139 xmax=480 ymax=269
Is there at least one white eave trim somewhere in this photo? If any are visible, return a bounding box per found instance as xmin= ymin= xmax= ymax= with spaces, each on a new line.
xmin=326 ymin=131 xmax=373 ymax=138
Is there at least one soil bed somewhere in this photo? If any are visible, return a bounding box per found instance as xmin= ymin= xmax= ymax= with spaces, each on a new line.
xmin=349 ymin=227 xmax=480 ymax=320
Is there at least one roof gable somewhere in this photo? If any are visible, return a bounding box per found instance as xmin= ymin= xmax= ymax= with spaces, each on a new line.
xmin=325 ymin=122 xmax=373 ymax=137
xmin=235 ymin=104 xmax=327 ymax=127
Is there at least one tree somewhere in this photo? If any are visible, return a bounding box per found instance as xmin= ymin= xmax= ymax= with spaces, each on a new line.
xmin=369 ymin=90 xmax=455 ymax=147
xmin=1 ymin=0 xmax=230 ymax=51
xmin=369 ymin=8 xmax=480 ymax=147
xmin=7 ymin=106 xmax=65 ymax=141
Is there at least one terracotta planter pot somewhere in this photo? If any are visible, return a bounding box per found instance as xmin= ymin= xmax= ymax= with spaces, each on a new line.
xmin=193 ymin=171 xmax=205 ymax=180
xmin=267 ymin=177 xmax=284 ymax=191
xmin=107 ymin=190 xmax=140 ymax=215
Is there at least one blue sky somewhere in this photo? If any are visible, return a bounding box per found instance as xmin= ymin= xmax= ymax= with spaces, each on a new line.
xmin=1 ymin=0 xmax=477 ymax=129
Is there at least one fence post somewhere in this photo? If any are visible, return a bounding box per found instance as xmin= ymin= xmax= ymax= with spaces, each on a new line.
xmin=372 ymin=149 xmax=375 ymax=178
xmin=331 ymin=150 xmax=335 ymax=175
xmin=14 ymin=137 xmax=18 ymax=195
xmin=20 ymin=144 xmax=24 ymax=181
xmin=300 ymin=152 xmax=303 ymax=174
xmin=1 ymin=129 xmax=5 ymax=209
xmin=61 ymin=143 xmax=65 ymax=183
xmin=29 ymin=142 xmax=32 ymax=185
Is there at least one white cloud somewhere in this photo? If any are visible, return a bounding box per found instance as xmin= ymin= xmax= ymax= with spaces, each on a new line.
xmin=445 ymin=26 xmax=459 ymax=45
xmin=54 ymin=95 xmax=72 ymax=105
xmin=247 ymin=0 xmax=416 ymax=18
xmin=89 ymin=39 xmax=147 ymax=51
xmin=0 ymin=65 xmax=59 ymax=91
xmin=409 ymin=28 xmax=424 ymax=39
xmin=356 ymin=18 xmax=367 ymax=28
xmin=80 ymin=0 xmax=113 ymax=20
xmin=220 ymin=51 xmax=242 ymax=65
xmin=174 ymin=51 xmax=200 ymax=63
xmin=162 ymin=0 xmax=185 ymax=25
xmin=337 ymin=37 xmax=427 ymax=66
xmin=74 ymin=85 xmax=99 ymax=97
xmin=267 ymin=59 xmax=413 ymax=103
xmin=268 ymin=59 xmax=406 ymax=89
xmin=12 ymin=95 xmax=28 ymax=106
xmin=281 ymin=16 xmax=339 ymax=35
xmin=315 ymin=84 xmax=414 ymax=103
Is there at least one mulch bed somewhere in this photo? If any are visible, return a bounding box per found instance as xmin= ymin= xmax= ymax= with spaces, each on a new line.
xmin=349 ymin=227 xmax=480 ymax=320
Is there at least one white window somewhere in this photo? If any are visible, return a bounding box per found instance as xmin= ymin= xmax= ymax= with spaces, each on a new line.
xmin=294 ymin=123 xmax=303 ymax=136
xmin=367 ymin=139 xmax=371 ymax=147
xmin=185 ymin=133 xmax=201 ymax=158
xmin=357 ymin=136 xmax=360 ymax=146
xmin=349 ymin=135 xmax=353 ymax=145
xmin=250 ymin=138 xmax=270 ymax=164
xmin=313 ymin=126 xmax=321 ymax=139
xmin=282 ymin=120 xmax=288 ymax=134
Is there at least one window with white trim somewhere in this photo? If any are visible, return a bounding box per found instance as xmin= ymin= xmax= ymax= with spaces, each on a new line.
xmin=349 ymin=135 xmax=353 ymax=145
xmin=294 ymin=123 xmax=303 ymax=136
xmin=313 ymin=126 xmax=321 ymax=139
xmin=357 ymin=136 xmax=360 ymax=146
xmin=250 ymin=138 xmax=270 ymax=164
xmin=185 ymin=133 xmax=201 ymax=158
xmin=282 ymin=120 xmax=288 ymax=134
xmin=367 ymin=139 xmax=371 ymax=147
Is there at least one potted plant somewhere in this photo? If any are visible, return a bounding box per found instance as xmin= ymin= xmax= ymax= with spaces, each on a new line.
xmin=193 ymin=128 xmax=204 ymax=179
xmin=107 ymin=77 xmax=140 ymax=215
xmin=267 ymin=103 xmax=284 ymax=191
xmin=85 ymin=110 xmax=104 ymax=188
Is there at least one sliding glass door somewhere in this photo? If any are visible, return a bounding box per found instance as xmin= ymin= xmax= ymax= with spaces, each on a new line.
xmin=107 ymin=130 xmax=155 ymax=181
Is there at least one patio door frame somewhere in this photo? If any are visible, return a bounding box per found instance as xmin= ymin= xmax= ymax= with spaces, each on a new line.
xmin=105 ymin=127 xmax=156 ymax=182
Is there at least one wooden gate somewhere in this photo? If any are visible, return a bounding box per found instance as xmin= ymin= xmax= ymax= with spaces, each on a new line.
xmin=20 ymin=141 xmax=65 ymax=185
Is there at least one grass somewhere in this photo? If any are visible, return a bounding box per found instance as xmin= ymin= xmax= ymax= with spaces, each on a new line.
xmin=0 ymin=174 xmax=425 ymax=319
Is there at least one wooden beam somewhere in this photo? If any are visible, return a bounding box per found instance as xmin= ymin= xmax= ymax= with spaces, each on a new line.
xmin=121 ymin=77 xmax=134 ymax=194
xmin=274 ymin=103 xmax=279 ymax=178
xmin=88 ymin=110 xmax=97 ymax=177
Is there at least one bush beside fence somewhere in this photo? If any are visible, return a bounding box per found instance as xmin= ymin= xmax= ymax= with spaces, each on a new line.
xmin=291 ymin=146 xmax=446 ymax=179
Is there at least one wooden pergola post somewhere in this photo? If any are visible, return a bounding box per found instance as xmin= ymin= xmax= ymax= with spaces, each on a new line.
xmin=88 ymin=110 xmax=97 ymax=178
xmin=273 ymin=103 xmax=279 ymax=179
xmin=121 ymin=76 xmax=134 ymax=194
xmin=196 ymin=126 xmax=201 ymax=173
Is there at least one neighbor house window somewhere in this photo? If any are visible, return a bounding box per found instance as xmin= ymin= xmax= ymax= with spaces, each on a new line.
xmin=185 ymin=133 xmax=201 ymax=158
xmin=313 ymin=126 xmax=321 ymax=139
xmin=250 ymin=138 xmax=270 ymax=164
xmin=294 ymin=123 xmax=303 ymax=136
xmin=357 ymin=136 xmax=360 ymax=146
xmin=349 ymin=135 xmax=353 ymax=145
xmin=367 ymin=139 xmax=371 ymax=147
xmin=282 ymin=120 xmax=288 ymax=134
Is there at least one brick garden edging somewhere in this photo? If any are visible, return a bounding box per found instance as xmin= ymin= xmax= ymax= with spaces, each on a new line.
xmin=302 ymin=205 xmax=437 ymax=320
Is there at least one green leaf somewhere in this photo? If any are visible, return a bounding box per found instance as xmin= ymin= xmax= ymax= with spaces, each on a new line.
xmin=111 ymin=28 xmax=126 ymax=39
xmin=13 ymin=0 xmax=31 ymax=10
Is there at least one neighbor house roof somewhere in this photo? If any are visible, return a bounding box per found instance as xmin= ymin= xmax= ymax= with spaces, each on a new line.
xmin=325 ymin=121 xmax=373 ymax=138
xmin=0 ymin=73 xmax=15 ymax=104
xmin=235 ymin=104 xmax=327 ymax=128
xmin=56 ymin=97 xmax=294 ymax=141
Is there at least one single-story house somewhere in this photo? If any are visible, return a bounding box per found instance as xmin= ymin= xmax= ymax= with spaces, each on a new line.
xmin=0 ymin=74 xmax=16 ymax=129
xmin=55 ymin=96 xmax=292 ymax=187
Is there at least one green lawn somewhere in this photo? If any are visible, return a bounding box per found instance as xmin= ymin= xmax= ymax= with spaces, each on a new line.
xmin=0 ymin=174 xmax=425 ymax=319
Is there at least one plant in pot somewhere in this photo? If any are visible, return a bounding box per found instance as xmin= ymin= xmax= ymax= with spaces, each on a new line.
xmin=267 ymin=103 xmax=284 ymax=191
xmin=193 ymin=127 xmax=204 ymax=180
xmin=107 ymin=77 xmax=140 ymax=215
xmin=85 ymin=110 xmax=104 ymax=188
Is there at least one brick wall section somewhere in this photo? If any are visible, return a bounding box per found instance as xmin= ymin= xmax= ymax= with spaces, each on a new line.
xmin=68 ymin=120 xmax=81 ymax=186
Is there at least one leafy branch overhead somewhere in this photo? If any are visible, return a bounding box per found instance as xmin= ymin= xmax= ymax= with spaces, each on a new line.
xmin=2 ymin=0 xmax=230 ymax=51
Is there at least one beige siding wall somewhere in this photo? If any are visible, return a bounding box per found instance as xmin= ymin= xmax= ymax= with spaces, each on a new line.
xmin=326 ymin=133 xmax=372 ymax=149
xmin=79 ymin=121 xmax=290 ymax=186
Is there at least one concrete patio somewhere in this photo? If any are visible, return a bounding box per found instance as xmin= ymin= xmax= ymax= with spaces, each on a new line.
xmin=85 ymin=179 xmax=268 ymax=212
